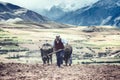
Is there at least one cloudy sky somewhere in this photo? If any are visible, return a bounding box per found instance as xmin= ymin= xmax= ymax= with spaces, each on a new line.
xmin=0 ymin=0 xmax=98 ymax=10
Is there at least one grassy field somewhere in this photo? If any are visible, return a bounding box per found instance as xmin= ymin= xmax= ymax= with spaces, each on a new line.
xmin=0 ymin=23 xmax=120 ymax=64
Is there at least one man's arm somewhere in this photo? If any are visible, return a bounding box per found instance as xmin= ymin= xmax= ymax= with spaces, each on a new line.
xmin=61 ymin=39 xmax=68 ymax=46
xmin=52 ymin=40 xmax=56 ymax=51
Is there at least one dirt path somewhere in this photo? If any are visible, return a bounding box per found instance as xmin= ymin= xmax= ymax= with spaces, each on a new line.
xmin=0 ymin=63 xmax=120 ymax=80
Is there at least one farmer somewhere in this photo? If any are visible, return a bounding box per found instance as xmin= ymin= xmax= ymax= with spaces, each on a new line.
xmin=53 ymin=35 xmax=67 ymax=67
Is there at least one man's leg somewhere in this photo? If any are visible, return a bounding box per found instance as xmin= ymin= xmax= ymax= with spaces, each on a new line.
xmin=60 ymin=50 xmax=64 ymax=65
xmin=56 ymin=52 xmax=61 ymax=67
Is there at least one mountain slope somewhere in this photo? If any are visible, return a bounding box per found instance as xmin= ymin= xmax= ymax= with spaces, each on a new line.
xmin=56 ymin=0 xmax=120 ymax=27
xmin=0 ymin=2 xmax=49 ymax=23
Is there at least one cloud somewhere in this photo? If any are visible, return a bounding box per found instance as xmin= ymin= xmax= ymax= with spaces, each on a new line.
xmin=0 ymin=0 xmax=98 ymax=10
xmin=0 ymin=0 xmax=60 ymax=9
xmin=57 ymin=0 xmax=99 ymax=11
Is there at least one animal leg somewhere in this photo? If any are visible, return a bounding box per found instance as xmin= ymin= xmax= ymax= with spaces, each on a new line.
xmin=47 ymin=57 xmax=50 ymax=65
xmin=50 ymin=55 xmax=52 ymax=64
xmin=65 ymin=58 xmax=68 ymax=66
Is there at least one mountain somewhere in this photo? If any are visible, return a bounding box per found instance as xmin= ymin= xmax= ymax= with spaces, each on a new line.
xmin=0 ymin=2 xmax=49 ymax=23
xmin=41 ymin=6 xmax=66 ymax=20
xmin=56 ymin=0 xmax=120 ymax=27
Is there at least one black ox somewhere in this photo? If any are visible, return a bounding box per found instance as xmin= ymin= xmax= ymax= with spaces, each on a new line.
xmin=63 ymin=44 xmax=72 ymax=66
xmin=40 ymin=43 xmax=72 ymax=66
xmin=40 ymin=43 xmax=53 ymax=65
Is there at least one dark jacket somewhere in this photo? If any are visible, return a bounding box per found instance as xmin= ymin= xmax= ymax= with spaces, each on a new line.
xmin=54 ymin=39 xmax=64 ymax=51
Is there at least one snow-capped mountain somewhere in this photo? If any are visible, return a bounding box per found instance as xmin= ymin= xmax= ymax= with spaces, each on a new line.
xmin=41 ymin=6 xmax=67 ymax=21
xmin=56 ymin=0 xmax=120 ymax=27
xmin=0 ymin=2 xmax=49 ymax=23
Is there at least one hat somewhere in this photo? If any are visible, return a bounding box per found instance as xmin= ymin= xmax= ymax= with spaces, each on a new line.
xmin=56 ymin=34 xmax=60 ymax=37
